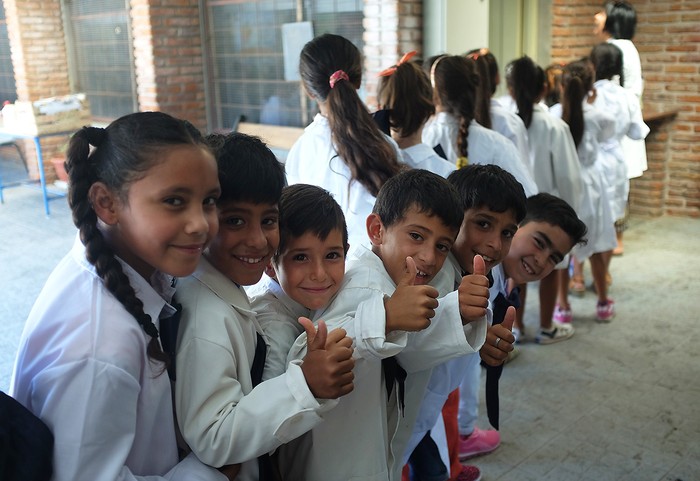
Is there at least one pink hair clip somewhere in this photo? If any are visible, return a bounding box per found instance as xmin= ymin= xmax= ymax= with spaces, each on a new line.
xmin=378 ymin=50 xmax=418 ymax=77
xmin=329 ymin=70 xmax=350 ymax=89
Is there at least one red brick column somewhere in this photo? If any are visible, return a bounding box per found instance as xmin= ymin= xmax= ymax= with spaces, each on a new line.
xmin=363 ymin=0 xmax=422 ymax=111
xmin=131 ymin=0 xmax=207 ymax=130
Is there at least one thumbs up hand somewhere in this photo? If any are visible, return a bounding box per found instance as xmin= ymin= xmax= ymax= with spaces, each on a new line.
xmin=299 ymin=317 xmax=355 ymax=399
xmin=385 ymin=256 xmax=439 ymax=333
xmin=457 ymin=255 xmax=490 ymax=324
xmin=480 ymin=306 xmax=516 ymax=366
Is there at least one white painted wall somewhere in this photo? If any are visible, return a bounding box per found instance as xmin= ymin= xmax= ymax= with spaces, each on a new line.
xmin=424 ymin=0 xmax=490 ymax=57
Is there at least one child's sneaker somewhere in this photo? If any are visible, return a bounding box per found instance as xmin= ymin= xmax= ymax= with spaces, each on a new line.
xmin=458 ymin=427 xmax=500 ymax=460
xmin=455 ymin=465 xmax=482 ymax=481
xmin=512 ymin=327 xmax=522 ymax=344
xmin=536 ymin=322 xmax=575 ymax=344
xmin=553 ymin=303 xmax=573 ymax=323
xmin=596 ymin=298 xmax=615 ymax=322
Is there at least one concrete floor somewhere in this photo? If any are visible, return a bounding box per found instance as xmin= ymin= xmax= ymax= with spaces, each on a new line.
xmin=1 ymin=186 xmax=699 ymax=480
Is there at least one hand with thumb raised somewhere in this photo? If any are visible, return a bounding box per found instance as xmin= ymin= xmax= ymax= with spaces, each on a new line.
xmin=457 ymin=254 xmax=490 ymax=324
xmin=480 ymin=306 xmax=517 ymax=366
xmin=385 ymin=256 xmax=438 ymax=333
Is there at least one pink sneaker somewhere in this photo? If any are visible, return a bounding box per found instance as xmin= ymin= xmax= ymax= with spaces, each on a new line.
xmin=553 ymin=303 xmax=573 ymax=323
xmin=456 ymin=464 xmax=482 ymax=481
xmin=596 ymin=298 xmax=615 ymax=322
xmin=458 ymin=427 xmax=500 ymax=460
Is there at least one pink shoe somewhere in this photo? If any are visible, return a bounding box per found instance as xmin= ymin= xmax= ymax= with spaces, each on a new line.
xmin=455 ymin=464 xmax=482 ymax=481
xmin=596 ymin=298 xmax=615 ymax=322
xmin=553 ymin=303 xmax=573 ymax=323
xmin=458 ymin=427 xmax=500 ymax=460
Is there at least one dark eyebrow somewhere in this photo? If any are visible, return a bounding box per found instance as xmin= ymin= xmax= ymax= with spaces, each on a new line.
xmin=537 ymin=231 xmax=564 ymax=260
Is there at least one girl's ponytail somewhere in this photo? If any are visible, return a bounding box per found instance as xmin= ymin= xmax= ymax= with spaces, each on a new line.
xmin=466 ymin=52 xmax=493 ymax=130
xmin=511 ymin=56 xmax=544 ymax=129
xmin=300 ymin=34 xmax=401 ymax=197
xmin=561 ymin=60 xmax=593 ymax=149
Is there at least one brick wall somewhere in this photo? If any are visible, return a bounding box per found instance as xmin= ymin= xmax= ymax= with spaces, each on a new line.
xmin=363 ymin=0 xmax=422 ymax=110
xmin=551 ymin=0 xmax=700 ymax=218
xmin=131 ymin=0 xmax=207 ymax=130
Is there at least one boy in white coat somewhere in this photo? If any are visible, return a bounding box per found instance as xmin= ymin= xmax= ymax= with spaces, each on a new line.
xmin=287 ymin=169 xmax=490 ymax=481
xmin=175 ymin=133 xmax=355 ymax=481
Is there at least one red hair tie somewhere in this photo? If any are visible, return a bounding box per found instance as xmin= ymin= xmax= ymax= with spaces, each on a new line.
xmin=329 ymin=70 xmax=349 ymax=89
xmin=378 ymin=51 xmax=418 ymax=77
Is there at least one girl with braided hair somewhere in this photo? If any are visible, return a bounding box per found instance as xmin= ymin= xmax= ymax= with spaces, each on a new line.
xmin=421 ymin=54 xmax=537 ymax=196
xmin=10 ymin=112 xmax=233 ymax=481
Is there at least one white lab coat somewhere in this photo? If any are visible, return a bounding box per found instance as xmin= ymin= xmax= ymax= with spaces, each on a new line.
xmin=593 ymin=79 xmax=650 ymax=220
xmin=175 ymin=257 xmax=336 ymax=480
xmin=491 ymin=98 xmax=533 ymax=179
xmin=401 ymin=142 xmax=456 ymax=178
xmin=10 ymin=236 xmax=226 ymax=481
xmin=551 ymin=102 xmax=617 ymax=259
xmin=285 ymin=113 xmax=402 ymax=252
xmin=525 ymin=103 xmax=583 ymax=213
xmin=422 ymin=112 xmax=538 ymax=197
xmin=608 ymin=38 xmax=648 ymax=178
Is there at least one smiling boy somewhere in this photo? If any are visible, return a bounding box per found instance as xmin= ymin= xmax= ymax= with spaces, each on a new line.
xmin=174 ymin=133 xmax=354 ymax=481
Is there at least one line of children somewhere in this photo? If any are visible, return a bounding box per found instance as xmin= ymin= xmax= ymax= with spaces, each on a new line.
xmin=174 ymin=133 xmax=355 ymax=481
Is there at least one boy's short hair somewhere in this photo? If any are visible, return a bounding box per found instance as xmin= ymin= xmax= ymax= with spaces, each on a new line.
xmin=275 ymin=184 xmax=348 ymax=259
xmin=373 ymin=169 xmax=463 ymax=232
xmin=447 ymin=164 xmax=527 ymax=223
xmin=206 ymin=132 xmax=286 ymax=204
xmin=521 ymin=193 xmax=588 ymax=246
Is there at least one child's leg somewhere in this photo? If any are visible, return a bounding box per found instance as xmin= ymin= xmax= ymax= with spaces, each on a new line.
xmin=539 ymin=270 xmax=558 ymax=331
xmin=514 ymin=283 xmax=526 ymax=336
xmin=590 ymin=251 xmax=615 ymax=322
xmin=570 ymin=257 xmax=586 ymax=296
xmin=408 ymin=432 xmax=449 ymax=481
xmin=554 ymin=268 xmax=573 ymax=323
xmin=457 ymin=355 xmax=500 ymax=460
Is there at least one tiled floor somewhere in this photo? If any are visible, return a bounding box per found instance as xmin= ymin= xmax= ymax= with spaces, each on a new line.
xmin=1 ymin=186 xmax=699 ymax=480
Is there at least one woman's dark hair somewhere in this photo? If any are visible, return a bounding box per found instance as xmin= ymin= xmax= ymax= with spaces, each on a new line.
xmin=510 ymin=56 xmax=546 ymax=129
xmin=427 ymin=55 xmax=480 ymax=159
xmin=276 ymin=184 xmax=348 ymax=260
xmin=66 ymin=111 xmax=210 ymax=368
xmin=561 ymin=60 xmax=594 ymax=148
xmin=206 ymin=132 xmax=285 ymax=205
xmin=466 ymin=48 xmax=500 ymax=129
xmin=377 ymin=60 xmax=435 ymax=139
xmin=603 ymin=0 xmax=637 ymax=40
xmin=590 ymin=42 xmax=624 ymax=84
xmin=299 ymin=33 xmax=401 ymax=197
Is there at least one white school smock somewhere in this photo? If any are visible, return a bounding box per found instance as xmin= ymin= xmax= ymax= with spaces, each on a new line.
xmin=10 ymin=236 xmax=226 ymax=481
xmin=422 ymin=112 xmax=538 ymax=197
xmin=491 ymin=98 xmax=533 ymax=178
xmin=608 ymin=38 xmax=648 ymax=179
xmin=250 ymin=274 xmax=312 ymax=381
xmin=593 ymin=79 xmax=650 ymax=219
xmin=401 ymin=142 xmax=456 ymax=178
xmin=551 ymin=103 xmax=617 ymax=260
xmin=286 ymin=246 xmax=409 ymax=481
xmin=175 ymin=257 xmax=336 ymax=480
xmin=285 ymin=113 xmax=403 ymax=252
xmin=526 ymin=103 xmax=583 ymax=213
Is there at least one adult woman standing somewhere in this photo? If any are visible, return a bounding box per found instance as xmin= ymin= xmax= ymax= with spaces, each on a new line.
xmin=594 ymin=0 xmax=646 ymax=255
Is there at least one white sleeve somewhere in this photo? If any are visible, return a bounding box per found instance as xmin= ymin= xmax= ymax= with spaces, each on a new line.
xmin=396 ymin=290 xmax=489 ymax=373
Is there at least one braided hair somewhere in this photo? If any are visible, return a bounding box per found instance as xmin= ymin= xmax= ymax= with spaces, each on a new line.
xmin=428 ymin=55 xmax=480 ymax=160
xmin=66 ymin=111 xmax=209 ymax=367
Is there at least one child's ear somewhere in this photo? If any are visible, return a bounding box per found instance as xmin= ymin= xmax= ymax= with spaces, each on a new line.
xmin=264 ymin=261 xmax=277 ymax=280
xmin=366 ymin=213 xmax=385 ymax=246
xmin=88 ymin=182 xmax=120 ymax=225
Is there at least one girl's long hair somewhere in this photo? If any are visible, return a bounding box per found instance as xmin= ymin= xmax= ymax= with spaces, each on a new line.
xmin=299 ymin=34 xmax=401 ymax=197
xmin=511 ymin=56 xmax=545 ymax=129
xmin=561 ymin=60 xmax=594 ymax=148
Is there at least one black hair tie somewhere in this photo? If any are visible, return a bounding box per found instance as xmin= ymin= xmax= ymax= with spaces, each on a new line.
xmin=84 ymin=126 xmax=106 ymax=147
